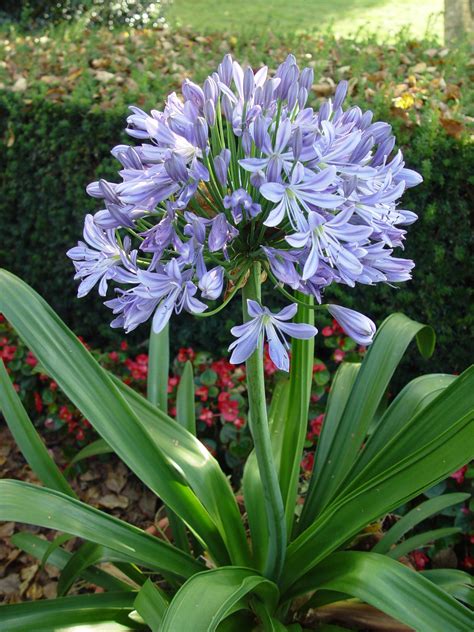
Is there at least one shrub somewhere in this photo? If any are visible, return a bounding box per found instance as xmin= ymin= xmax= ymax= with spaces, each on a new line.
xmin=0 ymin=29 xmax=472 ymax=375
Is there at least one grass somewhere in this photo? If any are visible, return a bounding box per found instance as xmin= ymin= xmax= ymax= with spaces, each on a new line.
xmin=166 ymin=0 xmax=444 ymax=40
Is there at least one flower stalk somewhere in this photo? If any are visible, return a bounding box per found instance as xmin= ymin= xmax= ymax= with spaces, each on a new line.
xmin=242 ymin=262 xmax=286 ymax=581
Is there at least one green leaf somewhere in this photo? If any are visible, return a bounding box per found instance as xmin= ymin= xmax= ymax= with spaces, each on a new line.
xmin=422 ymin=569 xmax=474 ymax=607
xmin=349 ymin=374 xmax=456 ymax=481
xmin=57 ymin=541 xmax=144 ymax=596
xmin=147 ymin=323 xmax=169 ymax=411
xmin=11 ymin=532 xmax=133 ymax=592
xmin=298 ymin=314 xmax=434 ymax=524
xmin=0 ymin=480 xmax=203 ymax=580
xmin=134 ymin=579 xmax=169 ymax=632
xmin=40 ymin=533 xmax=75 ymax=569
xmin=387 ymin=527 xmax=462 ymax=560
xmin=243 ymin=379 xmax=289 ymax=571
xmin=278 ymin=295 xmax=315 ymax=536
xmin=161 ymin=567 xmax=279 ymax=632
xmin=343 ymin=367 xmax=474 ymax=494
xmin=286 ymin=551 xmax=472 ymax=630
xmin=0 ymin=592 xmax=142 ymax=631
xmin=0 ymin=359 xmax=74 ymax=497
xmin=0 ymin=270 xmax=245 ymax=565
xmin=283 ymin=379 xmax=473 ymax=590
xmin=176 ymin=360 xmax=196 ymax=435
xmin=112 ymin=374 xmax=250 ymax=567
xmin=63 ymin=438 xmax=112 ymax=476
xmin=298 ymin=362 xmax=360 ymax=533
xmin=373 ymin=493 xmax=469 ymax=554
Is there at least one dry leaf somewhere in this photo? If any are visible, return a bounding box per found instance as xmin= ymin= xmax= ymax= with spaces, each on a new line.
xmin=99 ymin=494 xmax=129 ymax=509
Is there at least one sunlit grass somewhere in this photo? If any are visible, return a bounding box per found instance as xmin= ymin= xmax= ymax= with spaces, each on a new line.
xmin=166 ymin=0 xmax=444 ymax=41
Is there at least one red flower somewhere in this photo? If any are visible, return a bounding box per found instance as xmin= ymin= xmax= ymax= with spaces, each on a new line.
xmin=76 ymin=429 xmax=85 ymax=441
xmin=25 ymin=351 xmax=38 ymax=367
xmin=450 ymin=466 xmax=467 ymax=485
xmin=196 ymin=385 xmax=209 ymax=402
xmin=313 ymin=362 xmax=326 ymax=372
xmin=49 ymin=381 xmax=58 ymax=391
xmin=34 ymin=392 xmax=43 ymax=413
xmin=322 ymin=326 xmax=333 ymax=337
xmin=411 ymin=550 xmax=429 ymax=570
xmin=463 ymin=556 xmax=474 ymax=569
xmin=308 ymin=414 xmax=324 ymax=441
xmin=199 ymin=408 xmax=214 ymax=427
xmin=217 ymin=391 xmax=239 ymax=422
xmin=0 ymin=345 xmax=17 ymax=362
xmin=333 ymin=349 xmax=345 ymax=363
xmin=59 ymin=406 xmax=73 ymax=423
xmin=177 ymin=347 xmax=195 ymax=363
xmin=233 ymin=416 xmax=245 ymax=429
xmin=120 ymin=341 xmax=128 ymax=351
xmin=108 ymin=351 xmax=119 ymax=362
xmin=167 ymin=376 xmax=180 ymax=393
xmin=301 ymin=452 xmax=315 ymax=473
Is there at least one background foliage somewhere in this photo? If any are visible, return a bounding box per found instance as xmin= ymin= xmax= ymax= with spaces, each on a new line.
xmin=0 ymin=27 xmax=472 ymax=375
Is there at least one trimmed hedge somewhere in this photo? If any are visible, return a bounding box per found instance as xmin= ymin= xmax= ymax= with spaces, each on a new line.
xmin=0 ymin=69 xmax=472 ymax=375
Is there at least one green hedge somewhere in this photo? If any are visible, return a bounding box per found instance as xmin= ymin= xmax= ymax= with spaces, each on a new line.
xmin=0 ymin=90 xmax=472 ymax=373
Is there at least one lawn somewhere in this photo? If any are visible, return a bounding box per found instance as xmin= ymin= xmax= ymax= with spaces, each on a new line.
xmin=166 ymin=0 xmax=444 ymax=40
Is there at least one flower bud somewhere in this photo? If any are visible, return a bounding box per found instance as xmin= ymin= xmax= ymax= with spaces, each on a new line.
xmin=194 ymin=117 xmax=209 ymax=151
xmin=243 ymin=67 xmax=255 ymax=101
xmin=327 ymin=305 xmax=376 ymax=346
xmin=203 ymin=99 xmax=216 ymax=127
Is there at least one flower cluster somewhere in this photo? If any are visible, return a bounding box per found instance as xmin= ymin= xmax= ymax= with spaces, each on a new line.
xmin=69 ymin=54 xmax=422 ymax=370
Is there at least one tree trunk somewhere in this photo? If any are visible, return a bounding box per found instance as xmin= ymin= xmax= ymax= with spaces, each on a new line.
xmin=444 ymin=0 xmax=473 ymax=42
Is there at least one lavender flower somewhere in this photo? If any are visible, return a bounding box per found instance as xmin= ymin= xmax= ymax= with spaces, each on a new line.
xmin=327 ymin=305 xmax=376 ymax=345
xmin=69 ymin=54 xmax=422 ymax=370
xmin=229 ymin=301 xmax=317 ymax=371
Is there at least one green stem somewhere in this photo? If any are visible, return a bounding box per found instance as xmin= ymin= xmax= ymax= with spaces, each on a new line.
xmin=242 ymin=263 xmax=286 ymax=581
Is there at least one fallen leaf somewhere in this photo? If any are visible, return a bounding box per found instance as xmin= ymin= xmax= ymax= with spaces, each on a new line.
xmin=0 ymin=573 xmax=20 ymax=596
xmin=11 ymin=77 xmax=27 ymax=92
xmin=98 ymin=494 xmax=129 ymax=509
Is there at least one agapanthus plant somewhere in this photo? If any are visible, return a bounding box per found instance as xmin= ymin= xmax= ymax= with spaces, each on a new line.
xmin=68 ymin=54 xmax=421 ymax=371
xmin=2 ymin=54 xmax=471 ymax=632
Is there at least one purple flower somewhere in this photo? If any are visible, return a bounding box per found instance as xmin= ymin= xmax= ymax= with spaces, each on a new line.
xmin=67 ymin=215 xmax=135 ymax=298
xmin=327 ymin=304 xmax=376 ymax=345
xmin=286 ymin=208 xmax=372 ymax=282
xmin=136 ymin=260 xmax=208 ymax=333
xmin=260 ymin=164 xmax=342 ymax=230
xmin=229 ymin=300 xmax=317 ymax=371
xmin=223 ymin=189 xmax=261 ymax=223
xmin=199 ymin=266 xmax=224 ymax=300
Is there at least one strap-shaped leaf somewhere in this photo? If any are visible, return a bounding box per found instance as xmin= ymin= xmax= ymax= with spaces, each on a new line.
xmin=57 ymin=541 xmax=144 ymax=596
xmin=298 ymin=362 xmax=360 ymax=533
xmin=285 ymin=551 xmax=472 ymax=631
xmin=0 ymin=360 xmax=75 ymax=497
xmin=278 ymin=296 xmax=315 ymax=535
xmin=134 ymin=579 xmax=169 ymax=632
xmin=0 ymin=480 xmax=203 ymax=579
xmin=112 ymin=373 xmax=249 ymax=565
xmin=243 ymin=379 xmax=289 ymax=571
xmin=0 ymin=592 xmax=140 ymax=631
xmin=63 ymin=438 xmax=112 ymax=476
xmin=373 ymin=493 xmax=469 ymax=554
xmin=343 ymin=367 xmax=474 ymax=494
xmin=11 ymin=532 xmax=134 ymax=592
xmin=422 ymin=569 xmax=474 ymax=607
xmin=147 ymin=323 xmax=169 ymax=411
xmin=176 ymin=360 xmax=196 ymax=435
xmin=387 ymin=527 xmax=461 ymax=560
xmin=0 ymin=269 xmax=248 ymax=566
xmin=283 ymin=386 xmax=473 ymax=590
xmin=161 ymin=567 xmax=279 ymax=632
xmin=349 ymin=373 xmax=456 ymax=482
xmin=300 ymin=314 xmax=434 ymax=521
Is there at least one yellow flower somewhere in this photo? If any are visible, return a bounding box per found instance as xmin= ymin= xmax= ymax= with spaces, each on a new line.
xmin=393 ymin=92 xmax=415 ymax=109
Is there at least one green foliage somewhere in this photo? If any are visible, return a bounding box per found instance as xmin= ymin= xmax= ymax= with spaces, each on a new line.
xmin=0 ymin=55 xmax=472 ymax=375
xmin=0 ymin=270 xmax=472 ymax=629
